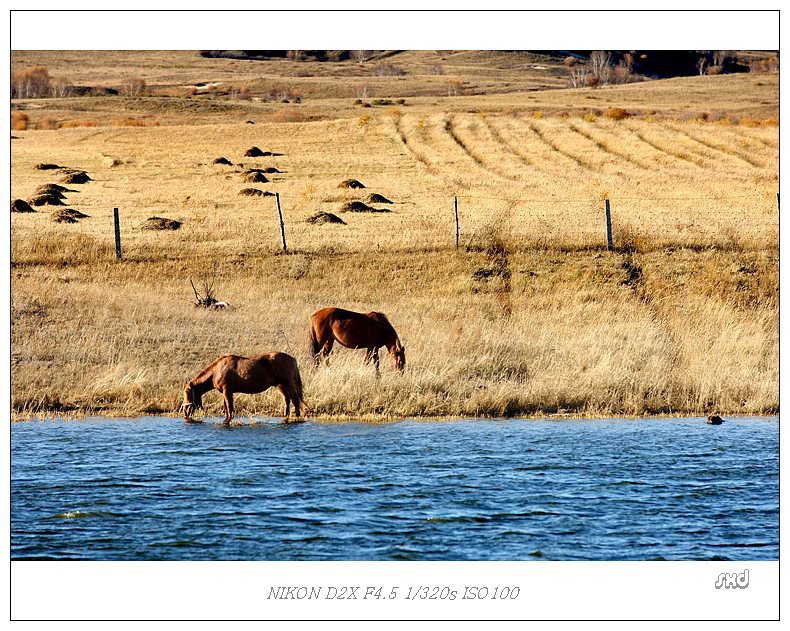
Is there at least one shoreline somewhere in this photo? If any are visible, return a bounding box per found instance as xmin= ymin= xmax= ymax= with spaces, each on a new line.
xmin=11 ymin=410 xmax=780 ymax=423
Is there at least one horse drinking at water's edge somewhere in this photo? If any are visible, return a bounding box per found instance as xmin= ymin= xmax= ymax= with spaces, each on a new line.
xmin=310 ymin=307 xmax=405 ymax=372
xmin=182 ymin=352 xmax=304 ymax=424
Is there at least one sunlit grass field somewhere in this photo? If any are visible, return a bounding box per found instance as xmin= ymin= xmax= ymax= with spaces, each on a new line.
xmin=10 ymin=57 xmax=778 ymax=420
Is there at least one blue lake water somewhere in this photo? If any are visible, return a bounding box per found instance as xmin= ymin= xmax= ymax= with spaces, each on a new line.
xmin=11 ymin=416 xmax=778 ymax=561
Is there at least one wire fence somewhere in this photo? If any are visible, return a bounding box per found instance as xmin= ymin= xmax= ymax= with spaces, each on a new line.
xmin=109 ymin=190 xmax=779 ymax=260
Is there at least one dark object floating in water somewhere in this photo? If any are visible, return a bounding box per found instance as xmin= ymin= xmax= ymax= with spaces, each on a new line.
xmin=338 ymin=179 xmax=365 ymax=189
xmin=366 ymin=193 xmax=393 ymax=204
xmin=60 ymin=171 xmax=91 ymax=184
xmin=307 ymin=211 xmax=346 ymax=225
xmin=29 ymin=194 xmax=66 ymax=207
xmin=707 ymin=415 xmax=724 ymax=425
xmin=52 ymin=208 xmax=89 ymax=223
xmin=11 ymin=199 xmax=35 ymax=213
xmin=212 ymin=157 xmax=233 ymax=165
xmin=35 ymin=163 xmax=64 ymax=170
xmin=341 ymin=201 xmax=390 ymax=213
xmin=142 ymin=216 xmax=182 ymax=231
xmin=239 ymin=188 xmax=275 ymax=197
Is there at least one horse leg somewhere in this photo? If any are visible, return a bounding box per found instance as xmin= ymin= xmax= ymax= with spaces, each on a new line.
xmin=374 ymin=348 xmax=381 ymax=373
xmin=222 ymin=390 xmax=233 ymax=424
xmin=321 ymin=338 xmax=334 ymax=367
xmin=292 ymin=391 xmax=301 ymax=418
xmin=278 ymin=385 xmax=291 ymax=420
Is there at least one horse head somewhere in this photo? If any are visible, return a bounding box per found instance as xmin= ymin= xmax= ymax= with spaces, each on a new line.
xmin=181 ymin=383 xmax=203 ymax=420
xmin=391 ymin=339 xmax=406 ymax=372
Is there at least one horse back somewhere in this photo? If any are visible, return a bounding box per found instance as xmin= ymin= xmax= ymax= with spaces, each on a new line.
xmin=215 ymin=352 xmax=296 ymax=394
xmin=314 ymin=307 xmax=387 ymax=349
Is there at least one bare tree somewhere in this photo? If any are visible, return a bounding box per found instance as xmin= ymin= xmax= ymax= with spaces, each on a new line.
xmin=11 ymin=65 xmax=50 ymax=98
xmin=589 ymin=51 xmax=612 ymax=85
xmin=49 ymin=77 xmax=72 ymax=98
xmin=567 ymin=65 xmax=591 ymax=88
xmin=447 ymin=79 xmax=463 ymax=96
xmin=373 ymin=63 xmax=405 ymax=76
xmin=190 ymin=267 xmax=228 ymax=309
xmin=712 ymin=50 xmax=729 ymax=67
xmin=120 ymin=77 xmax=146 ymax=97
xmin=622 ymin=52 xmax=634 ymax=73
xmin=696 ymin=56 xmax=708 ymax=76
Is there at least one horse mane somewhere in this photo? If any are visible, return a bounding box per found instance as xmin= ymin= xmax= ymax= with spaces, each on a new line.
xmin=189 ymin=354 xmax=231 ymax=387
xmin=371 ymin=312 xmax=400 ymax=347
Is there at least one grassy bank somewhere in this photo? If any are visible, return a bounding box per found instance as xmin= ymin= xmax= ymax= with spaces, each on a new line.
xmin=11 ymin=242 xmax=777 ymax=420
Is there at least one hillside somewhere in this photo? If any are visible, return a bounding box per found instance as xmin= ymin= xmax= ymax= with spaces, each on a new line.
xmin=10 ymin=50 xmax=778 ymax=420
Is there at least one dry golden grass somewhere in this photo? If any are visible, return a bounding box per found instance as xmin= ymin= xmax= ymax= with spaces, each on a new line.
xmin=10 ymin=54 xmax=778 ymax=420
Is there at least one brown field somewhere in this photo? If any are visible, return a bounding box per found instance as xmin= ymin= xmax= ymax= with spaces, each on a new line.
xmin=10 ymin=51 xmax=779 ymax=420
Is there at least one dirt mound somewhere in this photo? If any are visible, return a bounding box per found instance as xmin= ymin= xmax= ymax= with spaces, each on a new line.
xmin=213 ymin=157 xmax=233 ymax=165
xmin=338 ymin=179 xmax=365 ymax=189
xmin=239 ymin=188 xmax=275 ymax=197
xmin=35 ymin=163 xmax=64 ymax=170
xmin=60 ymin=171 xmax=91 ymax=184
xmin=11 ymin=199 xmax=35 ymax=213
xmin=242 ymin=166 xmax=282 ymax=175
xmin=242 ymin=172 xmax=269 ymax=183
xmin=36 ymin=183 xmax=76 ymax=194
xmin=244 ymin=146 xmax=265 ymax=157
xmin=307 ymin=211 xmax=346 ymax=225
xmin=366 ymin=193 xmax=393 ymax=204
xmin=141 ymin=216 xmax=182 ymax=231
xmin=341 ymin=201 xmax=391 ymax=213
xmin=52 ymin=208 xmax=89 ymax=223
xmin=29 ymin=194 xmax=66 ymax=206
xmin=35 ymin=188 xmax=67 ymax=201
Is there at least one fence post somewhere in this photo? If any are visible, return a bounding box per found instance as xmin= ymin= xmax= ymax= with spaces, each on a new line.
xmin=113 ymin=207 xmax=122 ymax=260
xmin=275 ymin=193 xmax=287 ymax=252
xmin=605 ymin=198 xmax=613 ymax=251
xmin=454 ymin=195 xmax=459 ymax=249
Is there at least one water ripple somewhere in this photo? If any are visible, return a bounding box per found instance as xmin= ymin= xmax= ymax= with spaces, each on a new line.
xmin=11 ymin=416 xmax=778 ymax=561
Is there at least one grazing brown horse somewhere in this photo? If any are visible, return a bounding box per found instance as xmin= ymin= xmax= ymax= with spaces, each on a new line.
xmin=309 ymin=307 xmax=405 ymax=372
xmin=182 ymin=352 xmax=303 ymax=424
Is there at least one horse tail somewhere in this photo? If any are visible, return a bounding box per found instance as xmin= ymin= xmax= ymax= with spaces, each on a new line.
xmin=292 ymin=360 xmax=305 ymax=416
xmin=309 ymin=319 xmax=321 ymax=360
